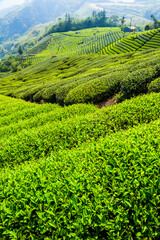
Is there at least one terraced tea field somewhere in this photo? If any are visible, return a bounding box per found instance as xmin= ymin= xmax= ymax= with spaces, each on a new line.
xmin=41 ymin=29 xmax=125 ymax=56
xmin=25 ymin=28 xmax=160 ymax=64
xmin=0 ymin=25 xmax=160 ymax=239
xmin=0 ymin=92 xmax=160 ymax=239
xmin=22 ymin=28 xmax=160 ymax=68
xmin=1 ymin=47 xmax=160 ymax=105
xmin=24 ymin=27 xmax=123 ymax=61
xmin=100 ymin=28 xmax=160 ymax=55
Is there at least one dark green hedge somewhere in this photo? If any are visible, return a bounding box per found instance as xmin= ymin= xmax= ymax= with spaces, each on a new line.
xmin=148 ymin=77 xmax=160 ymax=93
xmin=64 ymin=71 xmax=128 ymax=105
xmin=120 ymin=64 xmax=160 ymax=98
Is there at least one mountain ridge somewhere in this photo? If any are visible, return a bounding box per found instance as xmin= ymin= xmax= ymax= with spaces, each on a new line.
xmin=0 ymin=0 xmax=159 ymax=44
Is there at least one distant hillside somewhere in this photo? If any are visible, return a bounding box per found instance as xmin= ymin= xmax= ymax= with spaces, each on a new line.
xmin=75 ymin=0 xmax=160 ymax=24
xmin=99 ymin=28 xmax=160 ymax=55
xmin=0 ymin=0 xmax=160 ymax=44
xmin=0 ymin=0 xmax=82 ymax=43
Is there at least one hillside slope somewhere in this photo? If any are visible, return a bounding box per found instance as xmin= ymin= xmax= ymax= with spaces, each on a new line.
xmin=0 ymin=0 xmax=160 ymax=44
xmin=100 ymin=28 xmax=160 ymax=55
xmin=75 ymin=0 xmax=160 ymax=24
xmin=28 ymin=27 xmax=122 ymax=56
xmin=0 ymin=0 xmax=81 ymax=43
xmin=1 ymin=45 xmax=160 ymax=105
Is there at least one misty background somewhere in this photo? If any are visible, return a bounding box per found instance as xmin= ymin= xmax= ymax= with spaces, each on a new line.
xmin=0 ymin=0 xmax=159 ymax=44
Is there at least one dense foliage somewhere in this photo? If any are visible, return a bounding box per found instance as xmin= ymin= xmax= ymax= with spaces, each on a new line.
xmin=0 ymin=93 xmax=160 ymax=168
xmin=1 ymin=44 xmax=160 ymax=106
xmin=148 ymin=77 xmax=160 ymax=93
xmin=0 ymin=92 xmax=160 ymax=239
xmin=0 ymin=23 xmax=160 ymax=239
xmin=47 ymin=11 xmax=120 ymax=35
xmin=0 ymin=55 xmax=33 ymax=73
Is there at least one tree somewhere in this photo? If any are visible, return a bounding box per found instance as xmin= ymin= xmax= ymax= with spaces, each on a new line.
xmin=101 ymin=9 xmax=107 ymax=25
xmin=18 ymin=45 xmax=23 ymax=55
xmin=120 ymin=16 xmax=125 ymax=26
xmin=110 ymin=15 xmax=119 ymax=26
xmin=92 ymin=11 xmax=96 ymax=18
xmin=46 ymin=12 xmax=120 ymax=35
xmin=67 ymin=14 xmax=71 ymax=30
xmin=151 ymin=14 xmax=159 ymax=29
xmin=145 ymin=24 xmax=150 ymax=31
xmin=64 ymin=13 xmax=72 ymax=31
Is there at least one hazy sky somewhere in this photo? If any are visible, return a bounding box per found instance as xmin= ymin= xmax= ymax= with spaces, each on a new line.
xmin=0 ymin=0 xmax=136 ymax=11
xmin=0 ymin=0 xmax=28 ymax=10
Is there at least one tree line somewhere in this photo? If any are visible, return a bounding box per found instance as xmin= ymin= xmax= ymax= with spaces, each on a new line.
xmin=46 ymin=11 xmax=122 ymax=35
xmin=145 ymin=14 xmax=160 ymax=31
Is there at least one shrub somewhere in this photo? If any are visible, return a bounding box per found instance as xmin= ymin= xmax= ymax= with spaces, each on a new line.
xmin=64 ymin=71 xmax=128 ymax=105
xmin=0 ymin=119 xmax=159 ymax=239
xmin=120 ymin=64 xmax=160 ymax=98
xmin=1 ymin=92 xmax=159 ymax=167
xmin=148 ymin=77 xmax=160 ymax=93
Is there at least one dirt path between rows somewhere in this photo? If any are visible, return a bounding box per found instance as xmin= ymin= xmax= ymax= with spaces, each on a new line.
xmin=98 ymin=97 xmax=117 ymax=109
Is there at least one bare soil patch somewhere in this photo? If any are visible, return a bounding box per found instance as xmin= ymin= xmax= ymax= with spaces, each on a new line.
xmin=98 ymin=97 xmax=117 ymax=109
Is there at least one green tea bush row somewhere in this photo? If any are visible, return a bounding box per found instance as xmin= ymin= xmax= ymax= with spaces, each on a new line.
xmin=100 ymin=28 xmax=160 ymax=55
xmin=120 ymin=64 xmax=160 ymax=98
xmin=129 ymin=56 xmax=160 ymax=72
xmin=0 ymin=119 xmax=159 ymax=239
xmin=64 ymin=71 xmax=129 ymax=104
xmin=64 ymin=62 xmax=160 ymax=105
xmin=55 ymin=73 xmax=102 ymax=105
xmin=77 ymin=31 xmax=125 ymax=55
xmin=0 ymin=93 xmax=160 ymax=167
xmin=0 ymin=98 xmax=62 ymax=128
xmin=139 ymin=30 xmax=160 ymax=51
xmin=0 ymin=101 xmax=97 ymax=139
xmin=1 ymin=49 xmax=160 ymax=105
xmin=27 ymin=36 xmax=51 ymax=55
xmin=148 ymin=77 xmax=160 ymax=93
xmin=38 ymin=28 xmax=121 ymax=58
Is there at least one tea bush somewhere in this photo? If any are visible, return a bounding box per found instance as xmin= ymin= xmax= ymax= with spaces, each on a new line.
xmin=100 ymin=28 xmax=160 ymax=55
xmin=120 ymin=64 xmax=160 ymax=98
xmin=1 ymin=48 xmax=160 ymax=105
xmin=0 ymin=119 xmax=159 ymax=239
xmin=0 ymin=27 xmax=160 ymax=240
xmin=0 ymin=93 xmax=160 ymax=167
xmin=148 ymin=77 xmax=160 ymax=93
xmin=64 ymin=71 xmax=128 ymax=104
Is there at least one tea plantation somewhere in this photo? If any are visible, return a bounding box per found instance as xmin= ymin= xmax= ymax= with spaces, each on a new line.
xmin=26 ymin=27 xmax=122 ymax=59
xmin=0 ymin=92 xmax=160 ymax=239
xmin=23 ymin=28 xmax=160 ymax=65
xmin=100 ymin=28 xmax=160 ymax=55
xmin=0 ymin=26 xmax=160 ymax=239
xmin=1 ymin=47 xmax=160 ymax=105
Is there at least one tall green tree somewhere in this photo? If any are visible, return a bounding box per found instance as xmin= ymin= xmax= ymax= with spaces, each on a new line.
xmin=18 ymin=45 xmax=23 ymax=55
xmin=151 ymin=14 xmax=159 ymax=29
xmin=120 ymin=16 xmax=125 ymax=26
xmin=110 ymin=15 xmax=119 ymax=26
